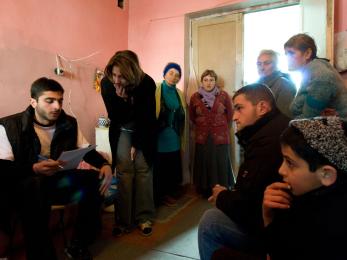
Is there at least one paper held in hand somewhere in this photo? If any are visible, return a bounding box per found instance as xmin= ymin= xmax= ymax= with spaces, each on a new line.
xmin=58 ymin=145 xmax=97 ymax=170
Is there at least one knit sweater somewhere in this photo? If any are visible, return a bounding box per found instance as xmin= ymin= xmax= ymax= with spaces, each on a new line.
xmin=291 ymin=58 xmax=347 ymax=119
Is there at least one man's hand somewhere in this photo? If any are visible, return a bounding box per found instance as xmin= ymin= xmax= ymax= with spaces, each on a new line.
xmin=208 ymin=184 xmax=227 ymax=205
xmin=32 ymin=159 xmax=63 ymax=176
xmin=99 ymin=164 xmax=113 ymax=196
xmin=263 ymin=182 xmax=292 ymax=227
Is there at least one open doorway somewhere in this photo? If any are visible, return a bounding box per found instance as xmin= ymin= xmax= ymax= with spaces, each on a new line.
xmin=243 ymin=4 xmax=302 ymax=87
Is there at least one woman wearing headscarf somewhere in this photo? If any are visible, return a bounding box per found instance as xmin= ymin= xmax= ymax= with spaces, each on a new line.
xmin=154 ymin=62 xmax=187 ymax=206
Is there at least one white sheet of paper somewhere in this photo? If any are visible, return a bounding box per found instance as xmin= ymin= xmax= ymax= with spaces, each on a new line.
xmin=57 ymin=145 xmax=96 ymax=170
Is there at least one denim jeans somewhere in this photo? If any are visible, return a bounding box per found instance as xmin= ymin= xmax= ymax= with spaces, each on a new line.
xmin=115 ymin=130 xmax=155 ymax=228
xmin=198 ymin=208 xmax=254 ymax=260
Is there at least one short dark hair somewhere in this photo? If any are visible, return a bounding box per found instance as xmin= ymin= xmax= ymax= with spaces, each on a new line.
xmin=232 ymin=83 xmax=275 ymax=108
xmin=200 ymin=69 xmax=218 ymax=82
xmin=280 ymin=126 xmax=342 ymax=173
xmin=284 ymin=33 xmax=317 ymax=60
xmin=31 ymin=77 xmax=64 ymax=100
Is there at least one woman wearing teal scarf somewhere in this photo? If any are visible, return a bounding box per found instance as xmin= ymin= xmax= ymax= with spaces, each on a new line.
xmin=154 ymin=62 xmax=186 ymax=207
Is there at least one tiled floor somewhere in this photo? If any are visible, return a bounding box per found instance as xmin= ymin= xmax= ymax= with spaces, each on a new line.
xmin=91 ymin=191 xmax=211 ymax=260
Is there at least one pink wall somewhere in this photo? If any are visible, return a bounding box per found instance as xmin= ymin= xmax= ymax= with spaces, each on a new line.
xmin=0 ymin=0 xmax=128 ymax=142
xmin=128 ymin=0 xmax=246 ymax=89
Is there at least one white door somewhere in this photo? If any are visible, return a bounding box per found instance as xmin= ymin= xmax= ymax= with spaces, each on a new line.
xmin=191 ymin=13 xmax=244 ymax=94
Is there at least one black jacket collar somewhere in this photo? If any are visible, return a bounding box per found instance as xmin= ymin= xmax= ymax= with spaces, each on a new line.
xmin=236 ymin=108 xmax=280 ymax=147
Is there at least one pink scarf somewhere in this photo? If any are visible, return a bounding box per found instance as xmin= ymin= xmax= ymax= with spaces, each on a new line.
xmin=198 ymin=86 xmax=220 ymax=109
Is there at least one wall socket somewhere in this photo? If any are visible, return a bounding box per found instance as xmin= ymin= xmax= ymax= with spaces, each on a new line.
xmin=54 ymin=67 xmax=64 ymax=76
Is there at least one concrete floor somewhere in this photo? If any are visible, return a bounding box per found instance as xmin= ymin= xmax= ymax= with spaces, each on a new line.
xmin=91 ymin=193 xmax=211 ymax=260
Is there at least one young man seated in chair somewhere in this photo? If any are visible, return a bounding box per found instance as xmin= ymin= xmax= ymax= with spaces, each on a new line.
xmin=0 ymin=77 xmax=113 ymax=260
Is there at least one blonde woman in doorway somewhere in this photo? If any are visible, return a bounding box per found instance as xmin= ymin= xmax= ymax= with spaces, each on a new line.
xmin=189 ymin=69 xmax=234 ymax=198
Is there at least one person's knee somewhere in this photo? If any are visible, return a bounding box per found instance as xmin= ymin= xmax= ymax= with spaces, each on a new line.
xmin=199 ymin=208 xmax=225 ymax=234
xmin=73 ymin=170 xmax=100 ymax=189
xmin=78 ymin=169 xmax=99 ymax=180
xmin=200 ymin=208 xmax=226 ymax=224
xmin=69 ymin=170 xmax=103 ymax=203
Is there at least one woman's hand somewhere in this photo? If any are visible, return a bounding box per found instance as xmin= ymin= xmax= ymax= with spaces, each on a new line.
xmin=114 ymin=84 xmax=128 ymax=100
xmin=263 ymin=182 xmax=292 ymax=227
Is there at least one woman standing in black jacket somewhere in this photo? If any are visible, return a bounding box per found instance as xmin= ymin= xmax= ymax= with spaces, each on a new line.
xmin=101 ymin=50 xmax=156 ymax=236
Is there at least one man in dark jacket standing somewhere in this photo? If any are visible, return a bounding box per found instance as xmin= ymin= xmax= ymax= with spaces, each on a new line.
xmin=0 ymin=77 xmax=113 ymax=260
xmin=198 ymin=83 xmax=290 ymax=260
